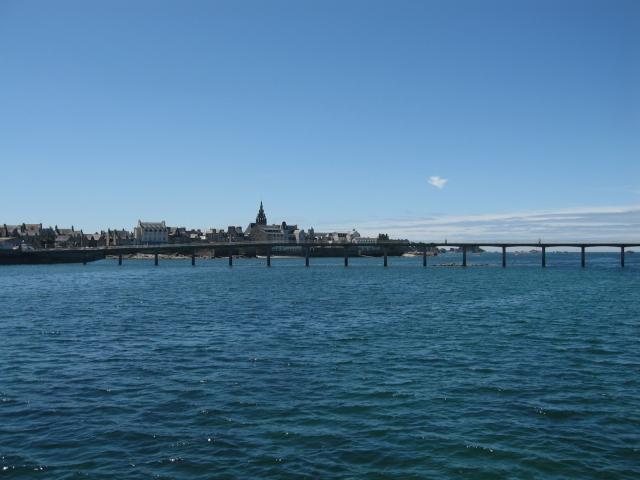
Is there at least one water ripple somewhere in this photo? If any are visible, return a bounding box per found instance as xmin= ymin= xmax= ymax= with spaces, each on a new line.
xmin=0 ymin=255 xmax=638 ymax=478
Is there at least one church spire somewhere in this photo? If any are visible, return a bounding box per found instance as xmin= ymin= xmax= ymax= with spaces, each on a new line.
xmin=256 ymin=201 xmax=267 ymax=225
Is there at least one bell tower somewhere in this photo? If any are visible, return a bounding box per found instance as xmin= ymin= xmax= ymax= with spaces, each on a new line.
xmin=256 ymin=201 xmax=267 ymax=225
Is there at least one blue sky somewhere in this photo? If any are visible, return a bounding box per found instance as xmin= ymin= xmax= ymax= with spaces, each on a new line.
xmin=1 ymin=0 xmax=638 ymax=241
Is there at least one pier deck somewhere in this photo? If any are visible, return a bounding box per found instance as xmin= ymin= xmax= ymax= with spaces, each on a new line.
xmin=6 ymin=241 xmax=636 ymax=267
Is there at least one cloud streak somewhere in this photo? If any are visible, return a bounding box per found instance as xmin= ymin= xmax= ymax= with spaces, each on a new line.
xmin=327 ymin=205 xmax=640 ymax=243
xmin=428 ymin=176 xmax=448 ymax=189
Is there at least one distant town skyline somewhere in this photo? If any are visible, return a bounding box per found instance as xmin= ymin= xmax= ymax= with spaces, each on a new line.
xmin=1 ymin=0 xmax=638 ymax=241
xmin=3 ymin=201 xmax=639 ymax=246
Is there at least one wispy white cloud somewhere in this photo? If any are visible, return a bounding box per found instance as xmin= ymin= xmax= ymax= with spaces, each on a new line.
xmin=428 ymin=176 xmax=448 ymax=189
xmin=323 ymin=205 xmax=640 ymax=243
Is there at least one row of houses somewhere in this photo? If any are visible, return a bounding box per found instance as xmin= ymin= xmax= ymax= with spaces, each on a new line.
xmin=2 ymin=202 xmax=388 ymax=250
xmin=0 ymin=224 xmax=127 ymax=249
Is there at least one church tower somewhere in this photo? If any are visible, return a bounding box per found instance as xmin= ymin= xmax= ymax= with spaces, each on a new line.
xmin=256 ymin=201 xmax=267 ymax=225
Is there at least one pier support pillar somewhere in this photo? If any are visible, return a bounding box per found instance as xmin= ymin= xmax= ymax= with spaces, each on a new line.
xmin=118 ymin=254 xmax=122 ymax=266
xmin=384 ymin=248 xmax=388 ymax=267
xmin=621 ymin=246 xmax=625 ymax=268
xmin=502 ymin=246 xmax=506 ymax=268
xmin=581 ymin=246 xmax=585 ymax=268
xmin=228 ymin=250 xmax=233 ymax=267
xmin=344 ymin=247 xmax=349 ymax=267
xmin=542 ymin=247 xmax=546 ymax=268
xmin=267 ymin=248 xmax=271 ymax=267
xmin=305 ymin=247 xmax=310 ymax=267
xmin=423 ymin=247 xmax=427 ymax=267
xmin=462 ymin=246 xmax=467 ymax=267
xmin=192 ymin=253 xmax=196 ymax=266
xmin=154 ymin=253 xmax=159 ymax=266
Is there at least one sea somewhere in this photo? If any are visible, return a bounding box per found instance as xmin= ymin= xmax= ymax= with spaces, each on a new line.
xmin=1 ymin=252 xmax=639 ymax=479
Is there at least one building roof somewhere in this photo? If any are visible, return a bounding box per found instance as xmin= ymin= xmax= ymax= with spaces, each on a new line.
xmin=108 ymin=229 xmax=132 ymax=236
xmin=138 ymin=221 xmax=167 ymax=231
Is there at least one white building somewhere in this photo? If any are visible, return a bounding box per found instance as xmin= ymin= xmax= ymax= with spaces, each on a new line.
xmin=352 ymin=236 xmax=377 ymax=245
xmin=311 ymin=229 xmax=365 ymax=244
xmin=134 ymin=220 xmax=169 ymax=245
xmin=293 ymin=229 xmax=307 ymax=243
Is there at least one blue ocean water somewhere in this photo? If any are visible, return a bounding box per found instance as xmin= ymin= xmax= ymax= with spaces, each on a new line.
xmin=1 ymin=252 xmax=639 ymax=479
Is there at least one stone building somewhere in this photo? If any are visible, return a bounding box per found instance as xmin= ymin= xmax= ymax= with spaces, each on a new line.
xmin=169 ymin=227 xmax=206 ymax=244
xmin=54 ymin=226 xmax=84 ymax=248
xmin=169 ymin=227 xmax=190 ymax=244
xmin=1 ymin=223 xmax=56 ymax=248
xmin=227 ymin=226 xmax=245 ymax=241
xmin=0 ymin=224 xmax=19 ymax=238
xmin=83 ymin=232 xmax=106 ymax=248
xmin=205 ymin=228 xmax=227 ymax=242
xmin=106 ymin=229 xmax=135 ymax=246
xmin=134 ymin=220 xmax=169 ymax=245
xmin=244 ymin=202 xmax=301 ymax=243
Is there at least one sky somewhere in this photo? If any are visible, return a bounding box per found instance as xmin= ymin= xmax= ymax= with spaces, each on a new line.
xmin=1 ymin=0 xmax=638 ymax=241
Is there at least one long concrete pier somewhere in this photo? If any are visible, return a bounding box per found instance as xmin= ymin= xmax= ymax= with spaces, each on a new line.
xmin=42 ymin=240 xmax=638 ymax=268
